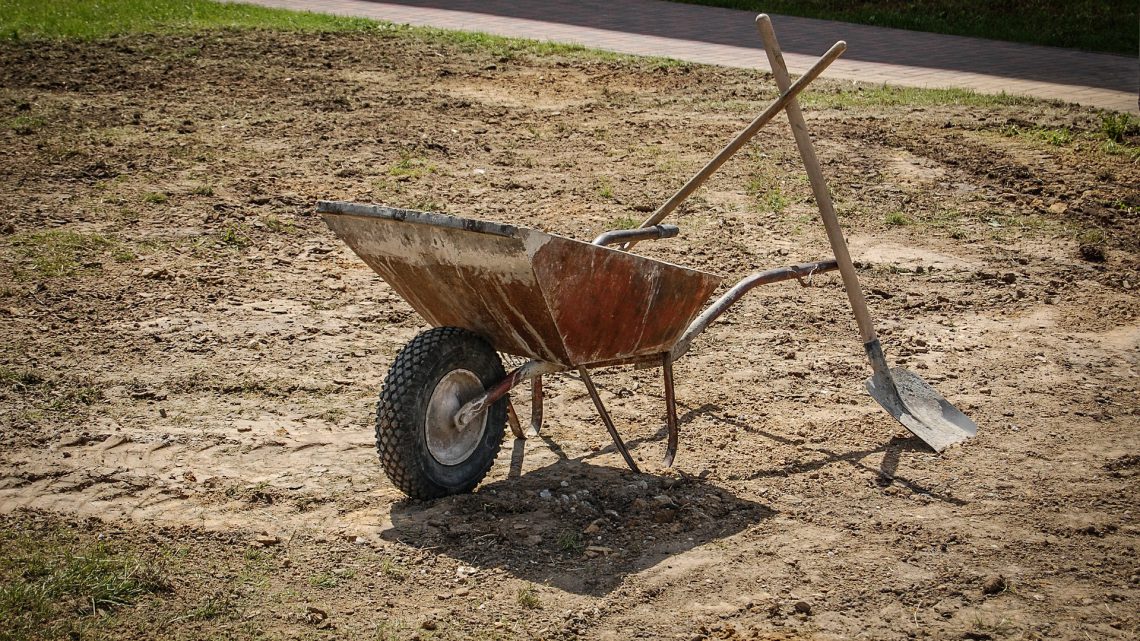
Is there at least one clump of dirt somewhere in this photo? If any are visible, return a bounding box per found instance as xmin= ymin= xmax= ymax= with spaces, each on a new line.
xmin=0 ymin=29 xmax=1137 ymax=640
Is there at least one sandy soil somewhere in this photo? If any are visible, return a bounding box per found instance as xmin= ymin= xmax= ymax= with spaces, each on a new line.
xmin=1 ymin=28 xmax=1137 ymax=640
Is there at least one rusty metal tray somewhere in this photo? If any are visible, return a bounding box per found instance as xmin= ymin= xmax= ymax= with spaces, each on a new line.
xmin=318 ymin=201 xmax=721 ymax=367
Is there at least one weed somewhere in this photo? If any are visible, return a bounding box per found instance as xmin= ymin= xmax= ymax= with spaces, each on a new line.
xmin=516 ymin=586 xmax=541 ymax=609
xmin=1077 ymin=228 xmax=1106 ymax=246
xmin=387 ymin=154 xmax=437 ymax=179
xmin=378 ymin=557 xmax=407 ymax=582
xmin=191 ymin=183 xmax=214 ymax=196
xmin=309 ymin=572 xmax=339 ymax=589
xmin=884 ymin=211 xmax=912 ymax=226
xmin=142 ymin=191 xmax=168 ymax=204
xmin=407 ymin=197 xmax=443 ymax=212
xmin=1099 ymin=112 xmax=1138 ymax=143
xmin=747 ymin=173 xmax=787 ymax=213
xmin=262 ymin=215 xmax=294 ymax=234
xmin=556 ymin=530 xmax=583 ymax=554
xmin=219 ymin=223 xmax=251 ymax=249
xmin=595 ymin=177 xmax=615 ymax=199
xmin=605 ymin=215 xmax=640 ymax=231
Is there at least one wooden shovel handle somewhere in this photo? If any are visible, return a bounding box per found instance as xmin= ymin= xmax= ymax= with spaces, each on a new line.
xmin=755 ymin=14 xmax=879 ymax=347
xmin=627 ymin=39 xmax=847 ymax=250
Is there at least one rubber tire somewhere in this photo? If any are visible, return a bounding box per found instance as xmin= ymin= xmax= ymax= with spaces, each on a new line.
xmin=376 ymin=327 xmax=507 ymax=500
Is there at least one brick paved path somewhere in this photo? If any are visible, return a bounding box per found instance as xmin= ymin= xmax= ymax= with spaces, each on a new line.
xmin=248 ymin=0 xmax=1137 ymax=113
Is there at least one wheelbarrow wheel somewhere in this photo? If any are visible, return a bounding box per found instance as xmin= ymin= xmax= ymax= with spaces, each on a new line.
xmin=376 ymin=327 xmax=507 ymax=499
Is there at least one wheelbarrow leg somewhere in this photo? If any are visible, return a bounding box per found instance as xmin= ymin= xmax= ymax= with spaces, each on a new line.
xmin=506 ymin=401 xmax=526 ymax=440
xmin=579 ymin=368 xmax=641 ymax=474
xmin=662 ymin=354 xmax=680 ymax=467
xmin=531 ymin=376 xmax=544 ymax=435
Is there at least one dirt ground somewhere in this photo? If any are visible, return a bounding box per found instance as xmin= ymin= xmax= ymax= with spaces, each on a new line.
xmin=1 ymin=27 xmax=1137 ymax=641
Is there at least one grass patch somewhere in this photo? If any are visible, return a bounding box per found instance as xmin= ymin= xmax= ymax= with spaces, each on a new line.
xmin=804 ymin=85 xmax=1039 ymax=110
xmin=218 ymin=222 xmax=252 ymax=249
xmin=747 ymin=172 xmax=788 ymax=213
xmin=516 ymin=586 xmax=542 ymax=610
xmin=141 ymin=191 xmax=168 ymax=204
xmin=884 ymin=211 xmax=912 ymax=226
xmin=0 ymin=0 xmax=383 ymax=40
xmin=557 ymin=530 xmax=583 ymax=554
xmin=261 ymin=215 xmax=295 ymax=234
xmin=595 ymin=177 xmax=615 ymax=200
xmin=1100 ymin=113 xmax=1140 ymax=143
xmin=0 ymin=0 xmax=618 ymax=63
xmin=0 ymin=521 xmax=168 ymax=641
xmin=999 ymin=116 xmax=1140 ymax=161
xmin=8 ymin=230 xmax=117 ymax=278
xmin=669 ymin=0 xmax=1137 ymax=55
xmin=604 ymin=215 xmax=641 ymax=231
xmin=7 ymin=115 xmax=45 ymax=135
xmin=387 ymin=155 xmax=437 ymax=179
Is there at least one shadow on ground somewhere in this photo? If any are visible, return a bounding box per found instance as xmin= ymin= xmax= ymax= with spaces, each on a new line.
xmin=380 ymin=458 xmax=774 ymax=595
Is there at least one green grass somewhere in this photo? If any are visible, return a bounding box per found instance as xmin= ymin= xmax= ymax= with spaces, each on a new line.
xmin=804 ymin=85 xmax=1040 ymax=110
xmin=0 ymin=0 xmax=616 ymax=62
xmin=0 ymin=0 xmax=381 ymax=40
xmin=0 ymin=522 xmax=168 ymax=641
xmin=670 ymin=0 xmax=1137 ymax=55
xmin=746 ymin=172 xmax=788 ymax=213
xmin=8 ymin=230 xmax=117 ymax=278
xmin=595 ymin=177 xmax=615 ymax=200
xmin=999 ymin=113 xmax=1140 ymax=160
xmin=605 ymin=215 xmax=641 ymax=230
xmin=884 ymin=211 xmax=912 ymax=226
xmin=515 ymin=586 xmax=542 ymax=610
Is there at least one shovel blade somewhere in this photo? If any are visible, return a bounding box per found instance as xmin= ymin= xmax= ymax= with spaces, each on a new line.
xmin=866 ymin=367 xmax=977 ymax=452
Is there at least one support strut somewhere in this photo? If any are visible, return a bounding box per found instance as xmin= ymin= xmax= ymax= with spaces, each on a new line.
xmin=663 ymin=354 xmax=679 ymax=467
xmin=578 ymin=368 xmax=640 ymax=473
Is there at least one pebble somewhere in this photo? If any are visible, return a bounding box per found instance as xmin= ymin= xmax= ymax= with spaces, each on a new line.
xmin=793 ymin=600 xmax=812 ymax=615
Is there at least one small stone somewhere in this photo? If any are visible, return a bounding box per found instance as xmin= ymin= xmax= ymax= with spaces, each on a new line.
xmin=255 ymin=534 xmax=280 ymax=547
xmin=652 ymin=508 xmax=677 ymax=524
xmin=982 ymin=574 xmax=1006 ymax=595
xmin=305 ymin=606 xmax=327 ymax=623
xmin=421 ymin=620 xmax=438 ymax=631
xmin=539 ymin=489 xmax=553 ymax=499
xmin=454 ymin=587 xmax=471 ymax=597
xmin=1000 ymin=272 xmax=1017 ymax=284
xmin=1048 ymin=202 xmax=1068 ymax=214
xmin=793 ymin=600 xmax=812 ymax=615
xmin=583 ymin=519 xmax=604 ymax=535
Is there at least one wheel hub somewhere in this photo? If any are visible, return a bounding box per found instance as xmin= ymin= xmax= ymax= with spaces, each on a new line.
xmin=425 ymin=369 xmax=488 ymax=466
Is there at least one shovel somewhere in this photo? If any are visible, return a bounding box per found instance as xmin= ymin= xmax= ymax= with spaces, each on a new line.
xmin=756 ymin=15 xmax=978 ymax=451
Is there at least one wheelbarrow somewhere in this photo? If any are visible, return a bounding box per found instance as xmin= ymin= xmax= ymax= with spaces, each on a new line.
xmin=317 ymin=16 xmax=977 ymax=500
